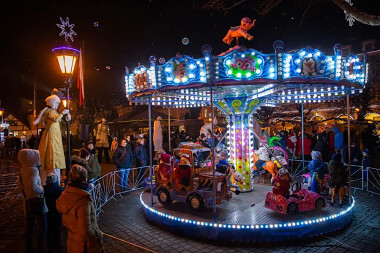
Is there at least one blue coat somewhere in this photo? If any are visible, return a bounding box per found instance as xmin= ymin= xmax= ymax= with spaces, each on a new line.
xmin=333 ymin=127 xmax=343 ymax=149
xmin=113 ymin=145 xmax=134 ymax=169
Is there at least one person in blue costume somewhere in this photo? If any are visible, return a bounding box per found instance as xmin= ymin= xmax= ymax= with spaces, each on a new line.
xmin=308 ymin=151 xmax=326 ymax=194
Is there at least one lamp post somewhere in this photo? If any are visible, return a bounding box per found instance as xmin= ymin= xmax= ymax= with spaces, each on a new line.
xmin=52 ymin=46 xmax=80 ymax=173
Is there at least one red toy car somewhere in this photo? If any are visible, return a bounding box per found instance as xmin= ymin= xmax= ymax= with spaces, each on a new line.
xmin=264 ymin=182 xmax=325 ymax=214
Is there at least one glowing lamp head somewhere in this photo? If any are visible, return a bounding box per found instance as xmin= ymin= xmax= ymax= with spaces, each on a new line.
xmin=0 ymin=108 xmax=3 ymax=117
xmin=52 ymin=47 xmax=80 ymax=75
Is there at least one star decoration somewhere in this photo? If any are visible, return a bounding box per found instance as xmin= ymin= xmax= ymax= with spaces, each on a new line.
xmin=56 ymin=17 xmax=77 ymax=43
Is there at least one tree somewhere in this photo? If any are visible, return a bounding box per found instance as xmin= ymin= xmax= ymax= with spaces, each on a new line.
xmin=202 ymin=0 xmax=380 ymax=26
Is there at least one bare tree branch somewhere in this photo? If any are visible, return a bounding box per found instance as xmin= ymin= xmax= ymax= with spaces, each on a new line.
xmin=332 ymin=0 xmax=380 ymax=26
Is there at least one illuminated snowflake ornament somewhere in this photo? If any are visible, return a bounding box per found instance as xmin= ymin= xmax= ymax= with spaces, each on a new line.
xmin=56 ymin=17 xmax=77 ymax=43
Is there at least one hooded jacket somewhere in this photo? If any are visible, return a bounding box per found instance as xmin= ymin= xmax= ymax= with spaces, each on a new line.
xmin=333 ymin=127 xmax=343 ymax=149
xmin=56 ymin=185 xmax=102 ymax=253
xmin=18 ymin=149 xmax=44 ymax=200
xmin=308 ymin=159 xmax=326 ymax=179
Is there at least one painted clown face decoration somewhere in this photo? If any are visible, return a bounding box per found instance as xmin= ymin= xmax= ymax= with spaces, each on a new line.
xmin=174 ymin=63 xmax=186 ymax=79
xmin=229 ymin=55 xmax=260 ymax=77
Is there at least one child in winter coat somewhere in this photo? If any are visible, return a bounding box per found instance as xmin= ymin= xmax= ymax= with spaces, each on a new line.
xmin=272 ymin=168 xmax=292 ymax=197
xmin=158 ymin=153 xmax=173 ymax=180
xmin=18 ymin=149 xmax=48 ymax=253
xmin=174 ymin=156 xmax=192 ymax=191
xmin=308 ymin=151 xmax=326 ymax=194
xmin=255 ymin=142 xmax=270 ymax=173
xmin=328 ymin=154 xmax=348 ymax=207
xmin=43 ymin=173 xmax=63 ymax=252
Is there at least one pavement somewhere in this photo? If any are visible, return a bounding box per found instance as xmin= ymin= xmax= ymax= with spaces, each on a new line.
xmin=1 ymin=157 xmax=380 ymax=253
xmin=98 ymin=190 xmax=380 ymax=253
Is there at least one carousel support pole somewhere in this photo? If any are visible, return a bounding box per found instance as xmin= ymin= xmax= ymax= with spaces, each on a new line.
xmin=347 ymin=93 xmax=352 ymax=204
xmin=301 ymin=101 xmax=305 ymax=174
xmin=168 ymin=106 xmax=171 ymax=152
xmin=149 ymin=96 xmax=153 ymax=207
xmin=66 ymin=78 xmax=72 ymax=172
xmin=211 ymin=88 xmax=216 ymax=222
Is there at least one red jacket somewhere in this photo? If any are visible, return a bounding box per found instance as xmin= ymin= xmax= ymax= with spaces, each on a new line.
xmin=158 ymin=163 xmax=172 ymax=180
xmin=272 ymin=175 xmax=290 ymax=196
xmin=174 ymin=166 xmax=191 ymax=184
xmin=296 ymin=137 xmax=311 ymax=156
xmin=328 ymin=133 xmax=335 ymax=153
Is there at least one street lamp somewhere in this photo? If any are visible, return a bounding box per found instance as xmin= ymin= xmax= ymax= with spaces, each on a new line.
xmin=52 ymin=46 xmax=80 ymax=173
xmin=0 ymin=108 xmax=4 ymax=124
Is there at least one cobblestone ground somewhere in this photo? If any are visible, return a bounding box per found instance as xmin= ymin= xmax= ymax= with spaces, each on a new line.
xmin=1 ymin=156 xmax=379 ymax=253
xmin=98 ymin=190 xmax=380 ymax=253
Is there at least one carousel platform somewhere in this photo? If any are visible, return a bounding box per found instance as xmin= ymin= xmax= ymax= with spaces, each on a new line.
xmin=140 ymin=184 xmax=354 ymax=243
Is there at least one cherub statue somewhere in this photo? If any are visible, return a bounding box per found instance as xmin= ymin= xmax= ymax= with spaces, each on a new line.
xmin=223 ymin=17 xmax=256 ymax=45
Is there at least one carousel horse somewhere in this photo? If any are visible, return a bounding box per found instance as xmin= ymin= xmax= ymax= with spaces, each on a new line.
xmin=251 ymin=152 xmax=278 ymax=179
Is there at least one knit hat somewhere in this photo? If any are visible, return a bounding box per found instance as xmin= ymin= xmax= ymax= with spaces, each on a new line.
xmin=46 ymin=172 xmax=58 ymax=184
xmin=86 ymin=140 xmax=94 ymax=146
xmin=161 ymin=153 xmax=171 ymax=163
xmin=179 ymin=157 xmax=191 ymax=166
xmin=311 ymin=151 xmax=322 ymax=159
xmin=278 ymin=168 xmax=290 ymax=178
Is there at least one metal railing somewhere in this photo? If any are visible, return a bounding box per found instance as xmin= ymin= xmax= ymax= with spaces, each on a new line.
xmin=288 ymin=159 xmax=378 ymax=193
xmin=90 ymin=166 xmax=152 ymax=216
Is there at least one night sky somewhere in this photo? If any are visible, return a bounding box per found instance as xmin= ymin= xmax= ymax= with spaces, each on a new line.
xmin=1 ymin=0 xmax=379 ymax=115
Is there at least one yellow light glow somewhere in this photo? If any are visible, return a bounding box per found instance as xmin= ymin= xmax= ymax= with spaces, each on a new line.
xmin=0 ymin=111 xmax=3 ymax=116
xmin=56 ymin=54 xmax=77 ymax=74
xmin=62 ymin=100 xmax=67 ymax=108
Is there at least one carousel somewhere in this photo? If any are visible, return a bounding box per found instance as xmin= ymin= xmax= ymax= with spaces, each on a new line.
xmin=125 ymin=18 xmax=365 ymax=242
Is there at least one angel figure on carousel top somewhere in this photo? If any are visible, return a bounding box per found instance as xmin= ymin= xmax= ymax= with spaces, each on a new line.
xmin=34 ymin=94 xmax=70 ymax=186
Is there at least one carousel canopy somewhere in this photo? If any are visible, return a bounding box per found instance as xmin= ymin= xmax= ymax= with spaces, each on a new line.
xmin=125 ymin=41 xmax=367 ymax=108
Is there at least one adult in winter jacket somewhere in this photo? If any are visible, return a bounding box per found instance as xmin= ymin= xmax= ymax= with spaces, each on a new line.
xmin=57 ymin=165 xmax=103 ymax=253
xmin=328 ymin=154 xmax=348 ymax=207
xmin=96 ymin=118 xmax=110 ymax=163
xmin=333 ymin=127 xmax=344 ymax=158
xmin=135 ymin=138 xmax=149 ymax=185
xmin=296 ymin=134 xmax=312 ymax=160
xmin=113 ymin=139 xmax=134 ymax=192
xmin=85 ymin=141 xmax=102 ymax=181
xmin=43 ymin=173 xmax=63 ymax=252
xmin=18 ymin=149 xmax=48 ymax=253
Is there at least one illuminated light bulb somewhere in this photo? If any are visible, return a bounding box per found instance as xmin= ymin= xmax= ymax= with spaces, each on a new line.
xmin=241 ymin=54 xmax=245 ymax=58
xmin=269 ymin=67 xmax=275 ymax=72
xmin=174 ymin=78 xmax=180 ymax=83
xmin=257 ymin=59 xmax=262 ymax=64
xmin=246 ymin=72 xmax=251 ymax=77
xmin=205 ymin=57 xmax=210 ymax=61
xmin=270 ymin=73 xmax=275 ymax=78
xmin=189 ymin=73 xmax=194 ymax=78
xmin=189 ymin=64 xmax=196 ymax=69
xmin=315 ymin=52 xmax=321 ymax=57
xmin=284 ymin=73 xmax=290 ymax=78
xmin=200 ymin=77 xmax=206 ymax=82
xmin=256 ymin=69 xmax=261 ymax=74
xmin=165 ymin=67 xmax=171 ymax=72
xmin=237 ymin=73 xmax=242 ymax=78
xmin=296 ymin=69 xmax=301 ymax=73
xmin=295 ymin=59 xmax=301 ymax=64
xmin=181 ymin=77 xmax=188 ymax=82
xmin=300 ymin=51 xmax=306 ymax=56
xmin=307 ymin=53 xmax=312 ymax=58
xmin=227 ymin=70 xmax=232 ymax=75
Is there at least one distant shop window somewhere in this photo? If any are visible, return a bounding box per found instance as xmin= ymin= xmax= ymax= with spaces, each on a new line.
xmin=14 ymin=131 xmax=18 ymax=137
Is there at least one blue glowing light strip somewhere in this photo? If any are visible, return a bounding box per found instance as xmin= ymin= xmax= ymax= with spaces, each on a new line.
xmin=52 ymin=46 xmax=81 ymax=53
xmin=140 ymin=193 xmax=354 ymax=230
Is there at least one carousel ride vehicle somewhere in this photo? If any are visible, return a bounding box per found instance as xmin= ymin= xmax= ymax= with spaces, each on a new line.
xmin=265 ymin=181 xmax=325 ymax=214
xmin=125 ymin=17 xmax=363 ymax=242
xmin=153 ymin=144 xmax=232 ymax=210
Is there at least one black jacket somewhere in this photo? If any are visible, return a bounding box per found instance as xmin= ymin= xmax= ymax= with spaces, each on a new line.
xmin=43 ymin=182 xmax=63 ymax=216
xmin=113 ymin=145 xmax=134 ymax=169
